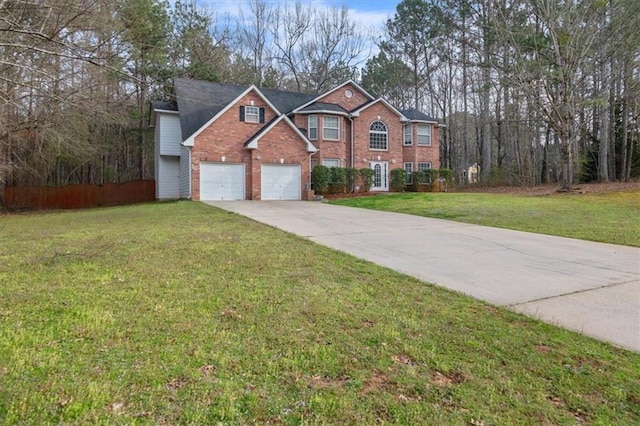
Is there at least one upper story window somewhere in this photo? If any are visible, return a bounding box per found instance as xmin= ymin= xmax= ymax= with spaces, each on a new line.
xmin=308 ymin=115 xmax=318 ymax=140
xmin=369 ymin=121 xmax=388 ymax=150
xmin=323 ymin=116 xmax=340 ymax=140
xmin=403 ymin=124 xmax=412 ymax=145
xmin=417 ymin=124 xmax=431 ymax=146
xmin=240 ymin=105 xmax=264 ymax=123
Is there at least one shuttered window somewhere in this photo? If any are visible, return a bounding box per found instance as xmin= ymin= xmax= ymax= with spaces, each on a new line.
xmin=240 ymin=106 xmax=265 ymax=123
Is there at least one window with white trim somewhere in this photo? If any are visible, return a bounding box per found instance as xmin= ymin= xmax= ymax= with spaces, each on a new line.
xmin=404 ymin=162 xmax=413 ymax=183
xmin=244 ymin=106 xmax=260 ymax=123
xmin=311 ymin=158 xmax=318 ymax=168
xmin=417 ymin=162 xmax=431 ymax=171
xmin=417 ymin=124 xmax=431 ymax=146
xmin=323 ymin=116 xmax=340 ymax=140
xmin=308 ymin=115 xmax=318 ymax=140
xmin=418 ymin=162 xmax=432 ymax=183
xmin=369 ymin=121 xmax=388 ymax=150
xmin=323 ymin=158 xmax=340 ymax=168
xmin=403 ymin=124 xmax=412 ymax=145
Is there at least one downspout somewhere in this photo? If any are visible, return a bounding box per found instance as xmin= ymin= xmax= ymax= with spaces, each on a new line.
xmin=348 ymin=115 xmax=355 ymax=168
xmin=309 ymin=145 xmax=319 ymax=192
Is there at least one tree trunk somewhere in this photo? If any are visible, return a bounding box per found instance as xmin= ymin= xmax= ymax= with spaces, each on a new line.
xmin=620 ymin=57 xmax=631 ymax=181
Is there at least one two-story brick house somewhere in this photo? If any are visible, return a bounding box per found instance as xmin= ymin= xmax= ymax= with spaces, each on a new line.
xmin=151 ymin=78 xmax=439 ymax=200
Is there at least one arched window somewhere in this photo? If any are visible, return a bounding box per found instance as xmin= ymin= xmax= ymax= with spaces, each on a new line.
xmin=369 ymin=121 xmax=388 ymax=150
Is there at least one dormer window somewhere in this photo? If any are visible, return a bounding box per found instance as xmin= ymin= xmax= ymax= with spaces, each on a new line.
xmin=240 ymin=105 xmax=264 ymax=123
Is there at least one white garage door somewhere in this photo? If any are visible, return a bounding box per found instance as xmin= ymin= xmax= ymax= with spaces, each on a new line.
xmin=261 ymin=164 xmax=301 ymax=200
xmin=200 ymin=162 xmax=245 ymax=200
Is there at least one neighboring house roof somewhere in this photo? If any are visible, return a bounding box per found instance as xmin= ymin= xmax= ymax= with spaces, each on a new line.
xmin=297 ymin=102 xmax=349 ymax=116
xmin=400 ymin=108 xmax=438 ymax=124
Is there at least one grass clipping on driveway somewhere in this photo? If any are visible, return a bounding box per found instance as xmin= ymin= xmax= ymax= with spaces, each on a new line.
xmin=1 ymin=202 xmax=638 ymax=424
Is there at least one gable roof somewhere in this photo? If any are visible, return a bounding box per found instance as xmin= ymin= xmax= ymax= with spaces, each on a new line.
xmin=351 ymin=98 xmax=408 ymax=121
xmin=174 ymin=78 xmax=247 ymax=141
xmin=260 ymin=88 xmax=316 ymax=114
xmin=291 ymin=80 xmax=375 ymax=113
xmin=400 ymin=108 xmax=438 ymax=124
xmin=244 ymin=115 xmax=317 ymax=153
xmin=163 ymin=79 xmax=438 ymax=143
xmin=181 ymin=83 xmax=282 ymax=147
xmin=298 ymin=102 xmax=349 ymax=116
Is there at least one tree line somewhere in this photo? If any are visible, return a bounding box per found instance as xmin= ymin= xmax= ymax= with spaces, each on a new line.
xmin=0 ymin=0 xmax=368 ymax=190
xmin=363 ymin=0 xmax=640 ymax=189
xmin=1 ymin=0 xmax=638 ymax=193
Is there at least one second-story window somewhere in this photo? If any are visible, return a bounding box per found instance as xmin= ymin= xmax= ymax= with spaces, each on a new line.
xmin=403 ymin=124 xmax=412 ymax=145
xmin=417 ymin=124 xmax=431 ymax=146
xmin=369 ymin=121 xmax=388 ymax=150
xmin=308 ymin=115 xmax=318 ymax=140
xmin=323 ymin=116 xmax=340 ymax=140
xmin=240 ymin=105 xmax=264 ymax=123
xmin=244 ymin=106 xmax=260 ymax=123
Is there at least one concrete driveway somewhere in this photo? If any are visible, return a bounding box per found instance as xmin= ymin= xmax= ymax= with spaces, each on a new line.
xmin=204 ymin=201 xmax=640 ymax=351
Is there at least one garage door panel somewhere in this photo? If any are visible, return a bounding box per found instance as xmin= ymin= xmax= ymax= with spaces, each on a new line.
xmin=200 ymin=162 xmax=245 ymax=200
xmin=261 ymin=164 xmax=301 ymax=200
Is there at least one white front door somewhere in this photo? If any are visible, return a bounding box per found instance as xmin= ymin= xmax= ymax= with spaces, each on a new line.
xmin=369 ymin=161 xmax=388 ymax=191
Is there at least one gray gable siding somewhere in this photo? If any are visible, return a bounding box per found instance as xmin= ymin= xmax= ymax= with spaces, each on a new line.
xmin=158 ymin=113 xmax=182 ymax=156
xmin=179 ymin=145 xmax=191 ymax=199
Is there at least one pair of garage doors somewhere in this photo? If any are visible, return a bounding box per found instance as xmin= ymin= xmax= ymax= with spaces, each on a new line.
xmin=199 ymin=162 xmax=301 ymax=200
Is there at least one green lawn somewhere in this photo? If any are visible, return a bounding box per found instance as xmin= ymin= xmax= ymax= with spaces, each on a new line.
xmin=1 ymin=202 xmax=639 ymax=424
xmin=330 ymin=189 xmax=640 ymax=247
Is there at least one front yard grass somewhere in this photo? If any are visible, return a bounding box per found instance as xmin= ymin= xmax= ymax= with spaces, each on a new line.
xmin=1 ymin=202 xmax=639 ymax=424
xmin=330 ymin=189 xmax=640 ymax=247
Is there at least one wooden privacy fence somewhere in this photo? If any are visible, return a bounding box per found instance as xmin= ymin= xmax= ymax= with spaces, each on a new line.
xmin=2 ymin=180 xmax=155 ymax=211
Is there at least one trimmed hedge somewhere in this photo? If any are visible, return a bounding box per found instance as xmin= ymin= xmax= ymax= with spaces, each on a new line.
xmin=359 ymin=168 xmax=374 ymax=192
xmin=313 ymin=166 xmax=450 ymax=196
xmin=345 ymin=167 xmax=359 ymax=193
xmin=311 ymin=165 xmax=330 ymax=194
xmin=329 ymin=167 xmax=347 ymax=194
xmin=407 ymin=169 xmax=451 ymax=192
xmin=390 ymin=168 xmax=407 ymax=192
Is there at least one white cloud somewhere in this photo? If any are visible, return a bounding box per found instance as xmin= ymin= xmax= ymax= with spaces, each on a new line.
xmin=198 ymin=0 xmax=394 ymax=60
xmin=200 ymin=0 xmax=394 ymax=27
